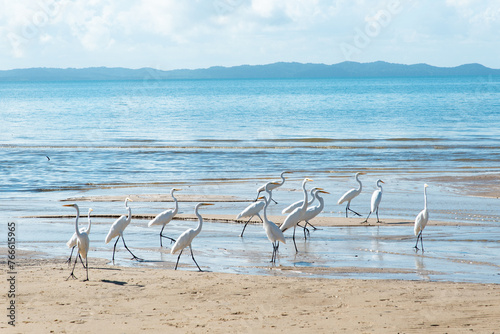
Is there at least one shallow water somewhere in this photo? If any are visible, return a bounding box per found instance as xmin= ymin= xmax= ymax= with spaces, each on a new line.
xmin=16 ymin=216 xmax=500 ymax=284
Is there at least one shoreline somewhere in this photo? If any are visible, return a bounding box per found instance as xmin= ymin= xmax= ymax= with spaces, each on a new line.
xmin=5 ymin=176 xmax=500 ymax=332
xmin=22 ymin=214 xmax=491 ymax=227
xmin=5 ymin=255 xmax=500 ymax=333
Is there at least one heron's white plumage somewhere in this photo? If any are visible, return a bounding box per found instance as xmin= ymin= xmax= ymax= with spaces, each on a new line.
xmin=148 ymin=188 xmax=181 ymax=227
xmin=67 ymin=208 xmax=92 ymax=248
xmin=262 ymin=186 xmax=286 ymax=245
xmin=282 ymin=187 xmax=322 ymax=214
xmin=105 ymin=198 xmax=132 ymax=244
xmin=256 ymin=171 xmax=291 ymax=195
xmin=63 ymin=203 xmax=90 ymax=280
xmin=414 ymin=184 xmax=429 ymax=236
xmin=280 ymin=178 xmax=313 ymax=233
xmin=337 ymin=172 xmax=364 ymax=205
xmin=236 ymin=200 xmax=265 ymax=221
xmin=171 ymin=203 xmax=212 ymax=255
xmin=370 ymin=179 xmax=384 ymax=213
xmin=301 ymin=190 xmax=329 ymax=222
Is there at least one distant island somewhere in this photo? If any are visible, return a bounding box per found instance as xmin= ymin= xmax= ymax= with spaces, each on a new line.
xmin=1 ymin=61 xmax=499 ymax=81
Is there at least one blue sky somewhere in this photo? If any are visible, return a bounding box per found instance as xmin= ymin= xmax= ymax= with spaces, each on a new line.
xmin=1 ymin=0 xmax=499 ymax=70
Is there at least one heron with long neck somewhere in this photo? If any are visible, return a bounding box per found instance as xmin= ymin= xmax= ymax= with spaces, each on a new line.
xmin=280 ymin=178 xmax=313 ymax=252
xmin=105 ymin=197 xmax=142 ymax=262
xmin=338 ymin=172 xmax=365 ymax=217
xmin=261 ymin=182 xmax=286 ymax=263
xmin=148 ymin=188 xmax=182 ymax=247
xmin=414 ymin=184 xmax=429 ymax=252
xmin=63 ymin=203 xmax=90 ymax=281
xmin=171 ymin=203 xmax=214 ymax=271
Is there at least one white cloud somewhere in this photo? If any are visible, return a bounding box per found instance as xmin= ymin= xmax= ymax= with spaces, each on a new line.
xmin=0 ymin=0 xmax=499 ymax=69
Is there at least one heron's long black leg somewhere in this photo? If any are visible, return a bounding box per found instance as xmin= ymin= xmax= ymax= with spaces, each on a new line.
xmin=174 ymin=249 xmax=183 ymax=270
xmin=292 ymin=226 xmax=298 ymax=253
xmin=112 ymin=237 xmax=120 ymax=263
xmin=348 ymin=203 xmax=361 ymax=216
xmin=420 ymin=233 xmax=424 ymax=252
xmin=376 ymin=208 xmax=381 ymax=223
xmin=414 ymin=232 xmax=421 ymax=251
xmin=66 ymin=246 xmax=75 ymax=265
xmin=240 ymin=216 xmax=253 ymax=237
xmin=270 ymin=245 xmax=273 ymax=263
xmin=274 ymin=242 xmax=281 ymax=263
xmin=122 ymin=235 xmax=142 ymax=261
xmin=270 ymin=242 xmax=275 ymax=263
xmin=190 ymin=246 xmax=203 ymax=272
xmin=159 ymin=225 xmax=164 ymax=247
xmin=160 ymin=225 xmax=176 ymax=245
xmin=305 ymin=221 xmax=319 ymax=230
xmin=297 ymin=223 xmax=310 ymax=239
xmin=79 ymin=254 xmax=86 ymax=268
xmin=67 ymin=254 xmax=78 ymax=280
xmin=362 ymin=212 xmax=371 ymax=224
xmin=84 ymin=257 xmax=89 ymax=281
xmin=271 ymin=242 xmax=279 ymax=263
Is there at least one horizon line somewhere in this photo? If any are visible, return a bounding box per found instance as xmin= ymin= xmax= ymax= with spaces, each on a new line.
xmin=1 ymin=60 xmax=499 ymax=72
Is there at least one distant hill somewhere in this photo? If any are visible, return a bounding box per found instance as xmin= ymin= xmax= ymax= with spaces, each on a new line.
xmin=1 ymin=61 xmax=499 ymax=81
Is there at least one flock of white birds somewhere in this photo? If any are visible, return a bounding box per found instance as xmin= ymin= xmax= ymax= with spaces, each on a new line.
xmin=62 ymin=172 xmax=429 ymax=281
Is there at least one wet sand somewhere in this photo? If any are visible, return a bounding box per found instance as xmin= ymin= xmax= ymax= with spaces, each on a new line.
xmin=4 ymin=254 xmax=499 ymax=333
xmin=422 ymin=173 xmax=500 ymax=199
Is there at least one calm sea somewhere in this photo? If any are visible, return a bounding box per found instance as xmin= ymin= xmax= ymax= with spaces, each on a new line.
xmin=1 ymin=76 xmax=499 ymax=195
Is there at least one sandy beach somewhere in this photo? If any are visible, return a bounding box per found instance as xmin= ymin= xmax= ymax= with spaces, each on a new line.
xmin=2 ymin=253 xmax=499 ymax=333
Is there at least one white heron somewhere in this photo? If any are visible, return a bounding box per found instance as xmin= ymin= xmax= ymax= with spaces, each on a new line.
xmin=300 ymin=190 xmax=330 ymax=231
xmin=105 ymin=197 xmax=142 ymax=262
xmin=362 ymin=179 xmax=385 ymax=224
xmin=148 ymin=188 xmax=182 ymax=247
xmin=281 ymin=187 xmax=323 ymax=214
xmin=280 ymin=178 xmax=313 ymax=252
xmin=261 ymin=182 xmax=286 ymax=263
xmin=236 ymin=196 xmax=266 ymax=237
xmin=171 ymin=203 xmax=213 ymax=271
xmin=66 ymin=207 xmax=93 ymax=266
xmin=337 ymin=172 xmax=365 ymax=217
xmin=63 ymin=203 xmax=90 ymax=281
xmin=414 ymin=184 xmax=429 ymax=252
xmin=255 ymin=171 xmax=292 ymax=204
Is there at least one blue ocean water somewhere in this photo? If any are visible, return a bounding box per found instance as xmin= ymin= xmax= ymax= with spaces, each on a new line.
xmin=1 ymin=76 xmax=499 ymax=194
xmin=1 ymin=76 xmax=499 ymax=282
